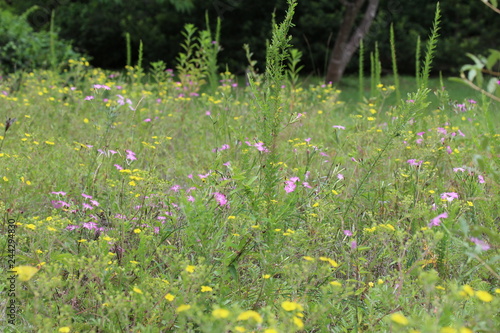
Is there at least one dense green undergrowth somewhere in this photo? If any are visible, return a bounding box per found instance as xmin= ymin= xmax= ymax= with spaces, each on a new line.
xmin=1 ymin=1 xmax=499 ymax=332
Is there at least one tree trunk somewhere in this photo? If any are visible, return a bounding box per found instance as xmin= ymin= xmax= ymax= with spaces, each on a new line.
xmin=325 ymin=0 xmax=380 ymax=83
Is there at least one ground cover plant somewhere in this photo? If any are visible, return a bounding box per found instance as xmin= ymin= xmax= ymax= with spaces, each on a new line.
xmin=1 ymin=1 xmax=499 ymax=332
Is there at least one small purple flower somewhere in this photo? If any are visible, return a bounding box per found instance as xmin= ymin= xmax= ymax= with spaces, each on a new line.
xmin=51 ymin=191 xmax=67 ymax=196
xmin=440 ymin=192 xmax=459 ymax=202
xmin=468 ymin=99 xmax=476 ymax=104
xmin=470 ymin=237 xmax=490 ymax=251
xmin=82 ymin=221 xmax=98 ymax=230
xmin=302 ymin=182 xmax=312 ymax=189
xmin=478 ymin=175 xmax=485 ymax=184
xmin=51 ymin=200 xmax=69 ymax=209
xmin=66 ymin=225 xmax=80 ymax=231
xmin=83 ymin=203 xmax=93 ymax=210
xmin=417 ymin=131 xmax=425 ymax=137
xmin=350 ymin=240 xmax=358 ymax=250
xmin=90 ymin=200 xmax=100 ymax=206
xmin=343 ymin=230 xmax=352 ymax=236
xmin=437 ymin=127 xmax=447 ymax=135
xmin=144 ymin=118 xmax=151 ymax=122
xmin=332 ymin=125 xmax=345 ymax=130
xmin=114 ymin=164 xmax=123 ymax=170
xmin=337 ymin=174 xmax=344 ymax=180
xmin=429 ymin=212 xmax=448 ymax=227
xmin=170 ymin=185 xmax=181 ymax=192
xmin=453 ymin=167 xmax=465 ymax=173
xmin=187 ymin=195 xmax=195 ymax=202
xmin=82 ymin=193 xmax=93 ymax=199
xmin=406 ymin=99 xmax=415 ymax=103
xmin=407 ymin=159 xmax=423 ymax=166
xmin=84 ymin=96 xmax=94 ymax=101
xmin=214 ymin=192 xmax=228 ymax=206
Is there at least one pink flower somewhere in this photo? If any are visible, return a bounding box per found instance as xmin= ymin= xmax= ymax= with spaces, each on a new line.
xmin=284 ymin=177 xmax=300 ymax=193
xmin=214 ymin=192 xmax=228 ymax=206
xmin=84 ymin=96 xmax=94 ymax=101
xmin=114 ymin=164 xmax=123 ymax=170
xmin=417 ymin=131 xmax=425 ymax=137
xmin=343 ymin=230 xmax=352 ymax=236
xmin=453 ymin=167 xmax=465 ymax=172
xmin=470 ymin=237 xmax=490 ymax=251
xmin=302 ymin=182 xmax=312 ymax=189
xmin=337 ymin=174 xmax=344 ymax=180
xmin=170 ymin=185 xmax=181 ymax=192
xmin=82 ymin=193 xmax=93 ymax=199
xmin=126 ymin=150 xmax=137 ymax=161
xmin=478 ymin=175 xmax=485 ymax=184
xmin=83 ymin=203 xmax=93 ymax=210
xmin=90 ymin=200 xmax=100 ymax=206
xmin=187 ymin=195 xmax=195 ymax=202
xmin=429 ymin=212 xmax=448 ymax=227
xmin=332 ymin=125 xmax=345 ymax=130
xmin=440 ymin=192 xmax=459 ymax=202
xmin=51 ymin=200 xmax=69 ymax=209
xmin=82 ymin=221 xmax=98 ymax=230
xmin=407 ymin=159 xmax=423 ymax=166
xmin=143 ymin=118 xmax=152 ymax=122
xmin=93 ymin=84 xmax=111 ymax=90
xmin=51 ymin=191 xmax=66 ymax=196
xmin=350 ymin=240 xmax=358 ymax=250
xmin=437 ymin=127 xmax=447 ymax=135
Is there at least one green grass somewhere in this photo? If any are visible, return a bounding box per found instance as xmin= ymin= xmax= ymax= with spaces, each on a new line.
xmin=0 ymin=59 xmax=498 ymax=332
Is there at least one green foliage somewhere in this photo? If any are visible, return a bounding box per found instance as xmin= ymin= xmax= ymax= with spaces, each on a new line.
xmin=420 ymin=2 xmax=441 ymax=89
xmin=0 ymin=7 xmax=80 ymax=73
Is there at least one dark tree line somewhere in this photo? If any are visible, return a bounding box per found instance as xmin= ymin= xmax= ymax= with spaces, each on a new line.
xmin=1 ymin=0 xmax=499 ymax=80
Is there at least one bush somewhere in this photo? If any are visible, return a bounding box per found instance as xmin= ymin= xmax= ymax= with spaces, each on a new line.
xmin=0 ymin=7 xmax=80 ymax=74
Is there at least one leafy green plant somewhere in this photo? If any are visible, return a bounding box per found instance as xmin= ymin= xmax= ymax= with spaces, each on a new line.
xmin=0 ymin=7 xmax=80 ymax=74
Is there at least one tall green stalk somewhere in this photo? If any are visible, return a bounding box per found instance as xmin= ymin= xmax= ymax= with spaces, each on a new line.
xmin=358 ymin=39 xmax=364 ymax=101
xmin=390 ymin=24 xmax=401 ymax=101
xmin=247 ymin=0 xmax=297 ymax=218
xmin=420 ymin=2 xmax=441 ymax=89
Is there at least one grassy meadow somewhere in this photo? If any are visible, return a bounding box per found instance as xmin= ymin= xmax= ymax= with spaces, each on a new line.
xmin=1 ymin=3 xmax=500 ymax=332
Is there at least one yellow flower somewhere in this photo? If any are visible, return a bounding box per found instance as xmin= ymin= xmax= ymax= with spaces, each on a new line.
xmin=176 ymin=304 xmax=191 ymax=313
xmin=293 ymin=316 xmax=304 ymax=328
xmin=302 ymin=256 xmax=315 ymax=261
xmin=319 ymin=256 xmax=339 ymax=267
xmin=390 ymin=312 xmax=409 ymax=326
xmin=201 ymin=286 xmax=213 ymax=292
xmin=133 ymin=287 xmax=143 ymax=294
xmin=281 ymin=301 xmax=303 ymax=312
xmin=460 ymin=285 xmax=474 ymax=297
xmin=262 ymin=274 xmax=271 ymax=279
xmin=133 ymin=228 xmax=141 ymax=234
xmin=25 ymin=224 xmax=36 ymax=230
xmin=377 ymin=279 xmax=384 ymax=285
xmin=228 ymin=216 xmax=236 ymax=219
xmin=12 ymin=266 xmax=39 ymax=281
xmin=237 ymin=310 xmax=263 ymax=323
xmin=164 ymin=293 xmax=175 ymax=302
xmin=440 ymin=327 xmax=457 ymax=333
xmin=330 ymin=281 xmax=342 ymax=287
xmin=264 ymin=329 xmax=278 ymax=333
xmin=58 ymin=328 xmax=71 ymax=333
xmin=459 ymin=328 xmax=473 ymax=333
xmin=185 ymin=265 xmax=196 ymax=273
xmin=475 ymin=290 xmax=493 ymax=302
xmin=234 ymin=327 xmax=246 ymax=333
xmin=212 ymin=308 xmax=230 ymax=319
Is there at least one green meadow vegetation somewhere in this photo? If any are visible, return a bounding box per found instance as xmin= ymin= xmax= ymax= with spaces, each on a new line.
xmin=1 ymin=1 xmax=499 ymax=332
